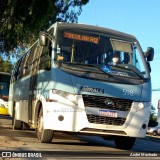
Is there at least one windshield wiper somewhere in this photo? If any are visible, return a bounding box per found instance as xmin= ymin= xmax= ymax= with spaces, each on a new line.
xmin=63 ymin=62 xmax=142 ymax=79
xmin=60 ymin=62 xmax=110 ymax=80
xmin=60 ymin=62 xmax=144 ymax=84
xmin=63 ymin=62 xmax=110 ymax=75
xmin=110 ymin=64 xmax=143 ymax=79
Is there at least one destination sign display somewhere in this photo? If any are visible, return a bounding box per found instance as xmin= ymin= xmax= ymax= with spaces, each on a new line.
xmin=64 ymin=32 xmax=99 ymax=43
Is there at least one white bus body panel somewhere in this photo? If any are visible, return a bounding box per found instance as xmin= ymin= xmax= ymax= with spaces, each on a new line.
xmin=41 ymin=93 xmax=150 ymax=138
xmin=14 ymin=101 xmax=28 ymax=123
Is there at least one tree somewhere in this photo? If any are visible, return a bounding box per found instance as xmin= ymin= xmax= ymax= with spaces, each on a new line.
xmin=0 ymin=0 xmax=89 ymax=58
xmin=148 ymin=105 xmax=158 ymax=127
xmin=0 ymin=57 xmax=13 ymax=73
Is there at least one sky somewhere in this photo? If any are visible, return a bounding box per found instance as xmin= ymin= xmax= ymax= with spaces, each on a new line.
xmin=78 ymin=0 xmax=160 ymax=114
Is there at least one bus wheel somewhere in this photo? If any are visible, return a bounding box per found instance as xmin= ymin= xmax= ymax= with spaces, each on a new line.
xmin=36 ymin=108 xmax=54 ymax=143
xmin=114 ymin=136 xmax=136 ymax=150
xmin=12 ymin=106 xmax=22 ymax=130
xmin=153 ymin=131 xmax=157 ymax=136
xmin=22 ymin=122 xmax=30 ymax=130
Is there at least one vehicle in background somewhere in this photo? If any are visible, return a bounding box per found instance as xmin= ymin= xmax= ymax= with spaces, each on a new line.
xmin=147 ymin=126 xmax=160 ymax=136
xmin=0 ymin=72 xmax=11 ymax=115
xmin=8 ymin=22 xmax=154 ymax=150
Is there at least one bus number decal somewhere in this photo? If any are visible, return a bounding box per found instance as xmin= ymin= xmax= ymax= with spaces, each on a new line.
xmin=123 ymin=89 xmax=134 ymax=96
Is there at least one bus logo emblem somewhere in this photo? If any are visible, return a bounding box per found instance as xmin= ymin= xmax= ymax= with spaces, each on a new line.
xmin=104 ymin=100 xmax=114 ymax=107
xmin=81 ymin=86 xmax=104 ymax=94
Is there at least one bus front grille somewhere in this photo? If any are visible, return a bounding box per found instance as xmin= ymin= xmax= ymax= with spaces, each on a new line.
xmin=87 ymin=114 xmax=126 ymax=126
xmin=82 ymin=95 xmax=133 ymax=111
xmin=82 ymin=95 xmax=133 ymax=126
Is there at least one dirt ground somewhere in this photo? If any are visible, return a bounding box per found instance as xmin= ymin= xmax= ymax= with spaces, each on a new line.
xmin=0 ymin=116 xmax=36 ymax=150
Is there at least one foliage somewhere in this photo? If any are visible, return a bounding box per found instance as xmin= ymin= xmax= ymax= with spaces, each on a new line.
xmin=0 ymin=57 xmax=13 ymax=73
xmin=150 ymin=104 xmax=156 ymax=115
xmin=0 ymin=0 xmax=89 ymax=59
xmin=148 ymin=105 xmax=158 ymax=127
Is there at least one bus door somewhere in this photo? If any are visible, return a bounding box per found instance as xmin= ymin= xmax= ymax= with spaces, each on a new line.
xmin=28 ymin=45 xmax=43 ymax=124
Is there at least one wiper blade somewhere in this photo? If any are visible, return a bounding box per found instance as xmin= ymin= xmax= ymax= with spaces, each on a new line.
xmin=63 ymin=62 xmax=143 ymax=79
xmin=60 ymin=62 xmax=144 ymax=84
xmin=63 ymin=62 xmax=110 ymax=75
xmin=110 ymin=64 xmax=143 ymax=79
xmin=63 ymin=62 xmax=99 ymax=69
xmin=60 ymin=63 xmax=110 ymax=79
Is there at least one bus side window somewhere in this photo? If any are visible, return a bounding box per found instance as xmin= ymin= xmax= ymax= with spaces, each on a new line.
xmin=11 ymin=68 xmax=16 ymax=83
xmin=17 ymin=55 xmax=27 ymax=79
xmin=12 ymin=59 xmax=22 ymax=81
xmin=39 ymin=45 xmax=52 ymax=71
xmin=22 ymin=52 xmax=29 ymax=76
xmin=26 ymin=43 xmax=37 ymax=75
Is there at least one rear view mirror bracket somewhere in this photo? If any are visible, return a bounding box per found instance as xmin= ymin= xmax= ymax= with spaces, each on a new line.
xmin=39 ymin=31 xmax=54 ymax=46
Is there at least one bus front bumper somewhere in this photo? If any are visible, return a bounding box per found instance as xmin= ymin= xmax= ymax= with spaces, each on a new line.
xmin=42 ymin=97 xmax=150 ymax=138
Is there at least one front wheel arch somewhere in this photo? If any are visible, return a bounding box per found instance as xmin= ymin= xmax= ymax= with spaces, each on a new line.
xmin=36 ymin=107 xmax=54 ymax=143
xmin=34 ymin=101 xmax=42 ymax=127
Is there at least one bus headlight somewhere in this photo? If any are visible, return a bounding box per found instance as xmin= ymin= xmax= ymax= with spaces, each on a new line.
xmin=136 ymin=102 xmax=151 ymax=111
xmin=52 ymin=89 xmax=77 ymax=105
xmin=65 ymin=94 xmax=77 ymax=103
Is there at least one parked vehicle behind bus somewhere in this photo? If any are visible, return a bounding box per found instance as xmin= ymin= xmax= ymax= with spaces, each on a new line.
xmin=147 ymin=126 xmax=160 ymax=136
xmin=0 ymin=72 xmax=11 ymax=115
xmin=8 ymin=22 xmax=154 ymax=150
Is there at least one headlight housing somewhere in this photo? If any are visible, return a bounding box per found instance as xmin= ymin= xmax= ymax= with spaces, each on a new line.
xmin=136 ymin=102 xmax=151 ymax=111
xmin=52 ymin=89 xmax=77 ymax=105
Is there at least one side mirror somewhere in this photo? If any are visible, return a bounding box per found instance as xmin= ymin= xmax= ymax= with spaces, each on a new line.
xmin=39 ymin=31 xmax=48 ymax=46
xmin=145 ymin=47 xmax=154 ymax=61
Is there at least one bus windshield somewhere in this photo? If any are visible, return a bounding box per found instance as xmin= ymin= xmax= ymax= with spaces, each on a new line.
xmin=55 ymin=28 xmax=147 ymax=80
xmin=0 ymin=72 xmax=11 ymax=101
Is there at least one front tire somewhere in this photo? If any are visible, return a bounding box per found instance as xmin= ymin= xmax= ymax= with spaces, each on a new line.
xmin=114 ymin=136 xmax=136 ymax=150
xmin=36 ymin=108 xmax=54 ymax=143
xmin=153 ymin=131 xmax=157 ymax=136
xmin=22 ymin=122 xmax=30 ymax=130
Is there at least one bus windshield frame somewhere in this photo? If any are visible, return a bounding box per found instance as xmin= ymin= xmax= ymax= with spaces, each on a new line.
xmin=54 ymin=27 xmax=149 ymax=81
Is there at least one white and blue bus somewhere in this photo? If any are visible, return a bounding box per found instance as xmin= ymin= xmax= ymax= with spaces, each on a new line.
xmin=8 ymin=22 xmax=154 ymax=150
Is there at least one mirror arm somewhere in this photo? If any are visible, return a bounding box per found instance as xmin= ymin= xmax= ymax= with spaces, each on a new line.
xmin=39 ymin=31 xmax=54 ymax=46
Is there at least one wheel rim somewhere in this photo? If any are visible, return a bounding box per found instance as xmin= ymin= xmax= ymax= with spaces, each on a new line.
xmin=37 ymin=112 xmax=43 ymax=139
xmin=153 ymin=131 xmax=156 ymax=136
xmin=39 ymin=116 xmax=43 ymax=132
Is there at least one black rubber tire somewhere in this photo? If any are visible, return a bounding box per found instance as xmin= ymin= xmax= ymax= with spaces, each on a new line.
xmin=12 ymin=105 xmax=22 ymax=130
xmin=115 ymin=136 xmax=136 ymax=150
xmin=153 ymin=131 xmax=157 ymax=136
xmin=22 ymin=122 xmax=30 ymax=130
xmin=36 ymin=108 xmax=54 ymax=143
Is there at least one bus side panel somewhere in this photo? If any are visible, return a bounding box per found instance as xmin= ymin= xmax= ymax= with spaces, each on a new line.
xmin=14 ymin=101 xmax=28 ymax=123
xmin=9 ymin=76 xmax=30 ymax=122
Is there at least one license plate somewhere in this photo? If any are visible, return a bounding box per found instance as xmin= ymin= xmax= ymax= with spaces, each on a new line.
xmin=99 ymin=109 xmax=118 ymax=118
